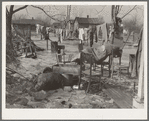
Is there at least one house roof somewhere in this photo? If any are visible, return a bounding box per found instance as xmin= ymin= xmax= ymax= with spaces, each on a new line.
xmin=12 ymin=19 xmax=44 ymax=26
xmin=75 ymin=17 xmax=101 ymax=25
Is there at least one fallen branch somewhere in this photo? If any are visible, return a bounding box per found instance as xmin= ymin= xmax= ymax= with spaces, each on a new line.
xmin=6 ymin=66 xmax=30 ymax=81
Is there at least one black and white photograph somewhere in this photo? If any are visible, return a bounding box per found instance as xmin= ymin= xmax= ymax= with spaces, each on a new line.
xmin=2 ymin=1 xmax=147 ymax=120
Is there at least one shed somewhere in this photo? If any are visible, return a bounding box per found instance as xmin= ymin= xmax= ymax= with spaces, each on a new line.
xmin=12 ymin=18 xmax=44 ymax=39
xmin=74 ymin=15 xmax=101 ymax=31
xmin=12 ymin=18 xmax=44 ymax=31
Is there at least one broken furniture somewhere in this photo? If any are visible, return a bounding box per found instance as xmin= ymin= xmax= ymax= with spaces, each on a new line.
xmin=112 ymin=49 xmax=130 ymax=78
xmin=118 ymin=64 xmax=129 ymax=78
xmin=79 ymin=52 xmax=102 ymax=93
xmin=56 ymin=53 xmax=74 ymax=65
xmin=94 ymin=55 xmax=111 ymax=77
xmin=55 ymin=45 xmax=74 ymax=64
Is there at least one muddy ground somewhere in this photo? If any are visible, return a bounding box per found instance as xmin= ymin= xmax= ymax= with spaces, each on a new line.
xmin=6 ymin=33 xmax=138 ymax=108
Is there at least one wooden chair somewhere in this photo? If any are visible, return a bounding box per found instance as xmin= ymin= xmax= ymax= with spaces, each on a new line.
xmin=56 ymin=53 xmax=74 ymax=65
xmin=64 ymin=54 xmax=73 ymax=64
xmin=79 ymin=52 xmax=101 ymax=93
xmin=94 ymin=55 xmax=111 ymax=77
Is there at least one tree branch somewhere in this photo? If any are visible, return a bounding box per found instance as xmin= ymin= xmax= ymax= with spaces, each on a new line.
xmin=117 ymin=5 xmax=123 ymax=16
xmin=10 ymin=5 xmax=14 ymax=14
xmin=12 ymin=5 xmax=28 ymax=14
xmin=95 ymin=6 xmax=106 ymax=15
xmin=121 ymin=5 xmax=137 ymax=19
xmin=51 ymin=14 xmax=66 ymax=17
xmin=31 ymin=5 xmax=64 ymax=22
xmin=25 ymin=7 xmax=31 ymax=18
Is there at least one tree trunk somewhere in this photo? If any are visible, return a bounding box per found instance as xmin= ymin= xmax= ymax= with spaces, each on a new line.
xmin=6 ymin=14 xmax=13 ymax=49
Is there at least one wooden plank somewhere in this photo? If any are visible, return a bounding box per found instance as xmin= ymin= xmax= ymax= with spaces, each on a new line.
xmin=83 ymin=69 xmax=100 ymax=76
xmin=81 ymin=76 xmax=100 ymax=82
xmin=103 ymin=84 xmax=133 ymax=108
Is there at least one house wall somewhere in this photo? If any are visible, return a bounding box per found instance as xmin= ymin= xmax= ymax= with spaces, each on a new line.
xmin=13 ymin=24 xmax=31 ymax=39
xmin=79 ymin=24 xmax=89 ymax=28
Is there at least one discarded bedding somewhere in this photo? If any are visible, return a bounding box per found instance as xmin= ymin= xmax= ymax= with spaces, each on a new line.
xmin=81 ymin=42 xmax=120 ymax=64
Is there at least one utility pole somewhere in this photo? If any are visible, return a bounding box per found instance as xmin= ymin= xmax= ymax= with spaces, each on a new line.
xmin=66 ymin=5 xmax=71 ymax=22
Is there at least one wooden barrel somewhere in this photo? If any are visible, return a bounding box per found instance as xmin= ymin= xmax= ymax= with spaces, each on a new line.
xmin=51 ymin=41 xmax=58 ymax=53
xmin=52 ymin=64 xmax=80 ymax=75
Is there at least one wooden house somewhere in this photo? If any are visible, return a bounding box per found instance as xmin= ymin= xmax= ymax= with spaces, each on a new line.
xmin=12 ymin=18 xmax=44 ymax=39
xmin=74 ymin=15 xmax=101 ymax=31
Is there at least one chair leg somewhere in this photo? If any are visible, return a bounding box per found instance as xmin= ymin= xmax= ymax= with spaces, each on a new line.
xmin=86 ymin=55 xmax=92 ymax=93
xmin=109 ymin=64 xmax=111 ymax=77
xmin=99 ymin=74 xmax=102 ymax=91
xmin=119 ymin=68 xmax=121 ymax=79
xmin=101 ymin=64 xmax=103 ymax=76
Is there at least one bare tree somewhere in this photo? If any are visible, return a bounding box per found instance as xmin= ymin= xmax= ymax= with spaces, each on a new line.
xmin=31 ymin=5 xmax=65 ymax=22
xmin=6 ymin=5 xmax=67 ymax=62
xmin=121 ymin=5 xmax=137 ymax=19
xmin=95 ymin=6 xmax=106 ymax=16
xmin=123 ymin=14 xmax=142 ymax=34
xmin=6 ymin=5 xmax=28 ymax=61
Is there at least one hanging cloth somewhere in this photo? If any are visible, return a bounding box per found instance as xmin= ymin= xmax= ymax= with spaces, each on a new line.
xmin=79 ymin=28 xmax=84 ymax=42
xmin=101 ymin=23 xmax=108 ymax=42
xmin=84 ymin=28 xmax=89 ymax=40
xmin=96 ymin=23 xmax=108 ymax=42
